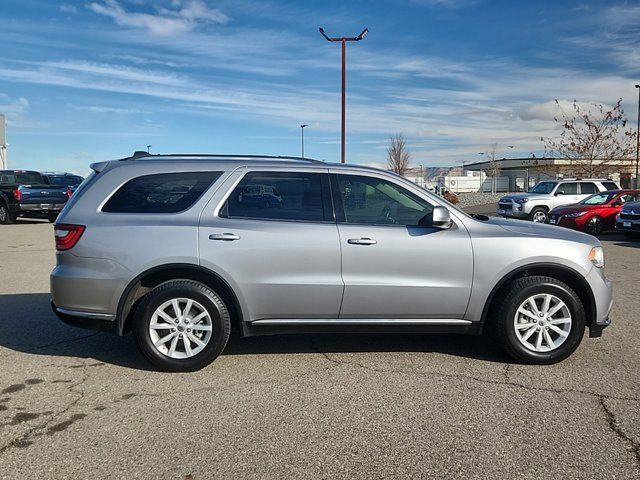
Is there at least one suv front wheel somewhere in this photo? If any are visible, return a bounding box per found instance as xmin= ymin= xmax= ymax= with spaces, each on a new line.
xmin=529 ymin=207 xmax=549 ymax=223
xmin=133 ymin=280 xmax=231 ymax=372
xmin=494 ymin=276 xmax=585 ymax=364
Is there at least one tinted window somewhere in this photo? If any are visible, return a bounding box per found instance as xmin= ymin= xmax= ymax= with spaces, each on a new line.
xmin=223 ymin=171 xmax=327 ymax=222
xmin=580 ymin=182 xmax=598 ymax=194
xmin=46 ymin=175 xmax=84 ymax=187
xmin=558 ymin=182 xmax=578 ymax=194
xmin=602 ymin=182 xmax=619 ymax=191
xmin=620 ymin=193 xmax=640 ymax=203
xmin=0 ymin=171 xmax=45 ymax=185
xmin=103 ymin=172 xmax=221 ymax=213
xmin=334 ymin=174 xmax=433 ymax=226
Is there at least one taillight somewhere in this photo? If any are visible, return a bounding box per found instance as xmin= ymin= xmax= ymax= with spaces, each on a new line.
xmin=55 ymin=224 xmax=85 ymax=251
xmin=65 ymin=188 xmax=72 ymax=199
xmin=12 ymin=189 xmax=21 ymax=201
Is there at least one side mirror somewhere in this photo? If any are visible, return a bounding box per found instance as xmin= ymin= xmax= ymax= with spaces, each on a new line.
xmin=555 ymin=190 xmax=565 ymax=196
xmin=432 ymin=206 xmax=452 ymax=229
xmin=611 ymin=201 xmax=622 ymax=207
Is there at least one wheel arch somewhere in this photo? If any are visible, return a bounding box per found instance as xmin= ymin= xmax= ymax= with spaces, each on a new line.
xmin=481 ymin=262 xmax=596 ymax=329
xmin=116 ymin=263 xmax=244 ymax=336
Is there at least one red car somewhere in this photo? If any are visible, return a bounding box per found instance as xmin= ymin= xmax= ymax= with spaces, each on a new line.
xmin=548 ymin=189 xmax=640 ymax=236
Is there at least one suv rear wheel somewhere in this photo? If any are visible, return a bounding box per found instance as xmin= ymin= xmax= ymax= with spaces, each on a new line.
xmin=133 ymin=280 xmax=231 ymax=372
xmin=529 ymin=207 xmax=548 ymax=223
xmin=493 ymin=276 xmax=585 ymax=364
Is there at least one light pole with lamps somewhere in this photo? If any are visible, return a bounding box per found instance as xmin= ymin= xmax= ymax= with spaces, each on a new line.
xmin=300 ymin=124 xmax=308 ymax=158
xmin=319 ymin=27 xmax=369 ymax=163
xmin=635 ymin=85 xmax=639 ymax=188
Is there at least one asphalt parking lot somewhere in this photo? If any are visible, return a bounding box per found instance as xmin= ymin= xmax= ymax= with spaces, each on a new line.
xmin=0 ymin=215 xmax=638 ymax=479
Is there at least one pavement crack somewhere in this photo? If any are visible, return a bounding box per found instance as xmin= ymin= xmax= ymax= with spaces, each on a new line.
xmin=308 ymin=343 xmax=638 ymax=403
xmin=25 ymin=332 xmax=100 ymax=353
xmin=0 ymin=359 xmax=91 ymax=456
xmin=598 ymin=396 xmax=640 ymax=470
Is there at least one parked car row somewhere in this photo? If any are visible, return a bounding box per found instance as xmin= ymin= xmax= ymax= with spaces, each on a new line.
xmin=497 ymin=178 xmax=640 ymax=238
xmin=0 ymin=170 xmax=83 ymax=224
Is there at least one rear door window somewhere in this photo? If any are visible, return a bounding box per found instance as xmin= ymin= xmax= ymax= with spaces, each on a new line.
xmin=102 ymin=172 xmax=221 ymax=213
xmin=558 ymin=182 xmax=578 ymax=195
xmin=579 ymin=182 xmax=598 ymax=194
xmin=602 ymin=182 xmax=619 ymax=191
xmin=221 ymin=171 xmax=331 ymax=222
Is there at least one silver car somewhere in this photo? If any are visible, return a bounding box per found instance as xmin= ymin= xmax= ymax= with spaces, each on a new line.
xmin=50 ymin=153 xmax=613 ymax=371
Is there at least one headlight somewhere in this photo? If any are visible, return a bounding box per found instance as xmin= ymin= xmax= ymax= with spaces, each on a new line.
xmin=514 ymin=198 xmax=529 ymax=204
xmin=564 ymin=211 xmax=587 ymax=218
xmin=588 ymin=246 xmax=605 ymax=268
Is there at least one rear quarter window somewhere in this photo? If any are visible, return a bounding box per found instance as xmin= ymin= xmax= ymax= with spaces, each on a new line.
xmin=602 ymin=181 xmax=619 ymax=191
xmin=102 ymin=172 xmax=221 ymax=213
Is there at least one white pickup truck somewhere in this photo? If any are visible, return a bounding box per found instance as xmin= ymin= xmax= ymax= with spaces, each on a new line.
xmin=497 ymin=179 xmax=620 ymax=223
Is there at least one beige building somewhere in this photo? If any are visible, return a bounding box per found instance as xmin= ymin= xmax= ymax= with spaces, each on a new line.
xmin=465 ymin=157 xmax=637 ymax=192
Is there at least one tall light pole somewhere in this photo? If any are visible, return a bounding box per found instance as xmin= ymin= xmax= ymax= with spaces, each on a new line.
xmin=146 ymin=144 xmax=152 ymax=154
xmin=300 ymin=124 xmax=308 ymax=158
xmin=635 ymin=85 xmax=640 ymax=188
xmin=319 ymin=26 xmax=369 ymax=163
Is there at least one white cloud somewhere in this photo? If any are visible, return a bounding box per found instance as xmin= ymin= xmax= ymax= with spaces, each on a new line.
xmin=87 ymin=0 xmax=229 ymax=36
xmin=60 ymin=4 xmax=78 ymax=13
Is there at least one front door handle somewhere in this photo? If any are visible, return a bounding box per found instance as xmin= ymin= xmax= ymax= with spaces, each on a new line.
xmin=209 ymin=233 xmax=240 ymax=241
xmin=347 ymin=237 xmax=377 ymax=245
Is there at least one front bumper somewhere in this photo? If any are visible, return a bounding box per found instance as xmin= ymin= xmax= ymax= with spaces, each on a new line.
xmin=585 ymin=266 xmax=613 ymax=336
xmin=497 ymin=200 xmax=528 ymax=219
xmin=616 ymin=219 xmax=640 ymax=232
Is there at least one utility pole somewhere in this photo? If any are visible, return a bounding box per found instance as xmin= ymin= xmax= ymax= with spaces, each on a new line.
xmin=319 ymin=27 xmax=369 ymax=163
xmin=300 ymin=124 xmax=308 ymax=158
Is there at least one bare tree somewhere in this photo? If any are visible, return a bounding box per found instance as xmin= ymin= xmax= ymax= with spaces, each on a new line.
xmin=541 ymin=99 xmax=636 ymax=178
xmin=486 ymin=143 xmax=500 ymax=194
xmin=387 ymin=133 xmax=411 ymax=176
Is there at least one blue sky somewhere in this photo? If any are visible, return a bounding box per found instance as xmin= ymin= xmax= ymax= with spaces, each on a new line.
xmin=1 ymin=0 xmax=640 ymax=174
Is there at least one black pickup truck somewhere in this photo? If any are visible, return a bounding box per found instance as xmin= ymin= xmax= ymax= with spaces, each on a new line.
xmin=0 ymin=170 xmax=71 ymax=224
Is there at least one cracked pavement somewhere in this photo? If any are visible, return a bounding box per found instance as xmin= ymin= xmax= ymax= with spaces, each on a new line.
xmin=0 ymin=220 xmax=638 ymax=479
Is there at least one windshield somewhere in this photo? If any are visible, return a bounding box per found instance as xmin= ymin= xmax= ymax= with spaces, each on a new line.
xmin=580 ymin=192 xmax=617 ymax=205
xmin=529 ymin=181 xmax=557 ymax=194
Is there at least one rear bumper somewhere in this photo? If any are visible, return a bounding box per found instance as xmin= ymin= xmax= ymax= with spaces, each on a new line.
xmin=51 ymin=302 xmax=116 ymax=333
xmin=19 ymin=203 xmax=65 ymax=212
xmin=616 ymin=219 xmax=640 ymax=232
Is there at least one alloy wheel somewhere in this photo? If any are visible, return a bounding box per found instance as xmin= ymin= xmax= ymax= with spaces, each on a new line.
xmin=532 ymin=210 xmax=547 ymax=223
xmin=513 ymin=293 xmax=572 ymax=352
xmin=0 ymin=205 xmax=6 ymax=223
xmin=149 ymin=298 xmax=213 ymax=359
xmin=586 ymin=217 xmax=603 ymax=236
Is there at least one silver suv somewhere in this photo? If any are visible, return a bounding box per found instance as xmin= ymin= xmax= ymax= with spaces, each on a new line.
xmin=498 ymin=179 xmax=619 ymax=223
xmin=50 ymin=153 xmax=613 ymax=371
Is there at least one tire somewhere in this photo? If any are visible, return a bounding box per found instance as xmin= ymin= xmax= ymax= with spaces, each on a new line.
xmin=493 ymin=276 xmax=585 ymax=364
xmin=585 ymin=216 xmax=603 ymax=236
xmin=0 ymin=202 xmax=16 ymax=224
xmin=47 ymin=212 xmax=59 ymax=223
xmin=133 ymin=280 xmax=231 ymax=372
xmin=529 ymin=207 xmax=548 ymax=223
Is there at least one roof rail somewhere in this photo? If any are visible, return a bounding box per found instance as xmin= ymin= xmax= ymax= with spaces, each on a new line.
xmin=122 ymin=152 xmax=324 ymax=163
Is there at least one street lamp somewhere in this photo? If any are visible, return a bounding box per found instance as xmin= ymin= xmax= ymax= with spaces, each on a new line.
xmin=146 ymin=145 xmax=152 ymax=154
xmin=319 ymin=26 xmax=369 ymax=163
xmin=300 ymin=124 xmax=308 ymax=158
xmin=635 ymin=85 xmax=640 ymax=188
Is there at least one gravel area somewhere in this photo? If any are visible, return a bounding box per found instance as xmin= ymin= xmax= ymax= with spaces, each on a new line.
xmin=455 ymin=192 xmax=511 ymax=208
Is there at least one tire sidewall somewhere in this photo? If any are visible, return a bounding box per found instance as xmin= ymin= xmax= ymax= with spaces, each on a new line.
xmin=134 ymin=281 xmax=230 ymax=371
xmin=530 ymin=208 xmax=548 ymax=223
xmin=501 ymin=281 xmax=585 ymax=363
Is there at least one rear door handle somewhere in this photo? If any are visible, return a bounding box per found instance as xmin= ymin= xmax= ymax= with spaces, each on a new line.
xmin=347 ymin=237 xmax=377 ymax=245
xmin=209 ymin=233 xmax=240 ymax=241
